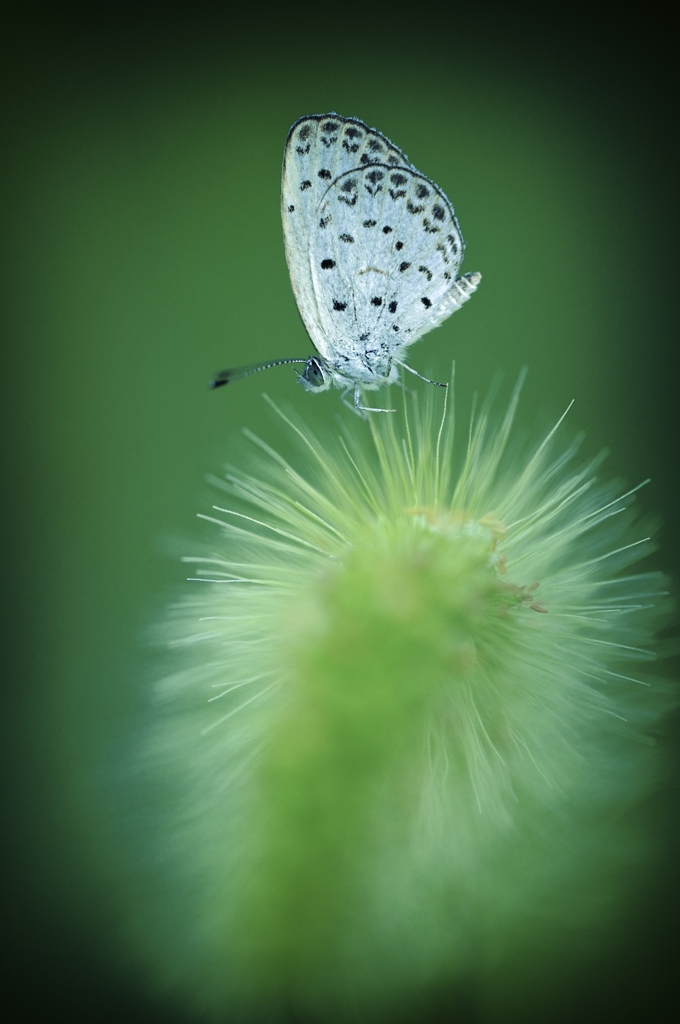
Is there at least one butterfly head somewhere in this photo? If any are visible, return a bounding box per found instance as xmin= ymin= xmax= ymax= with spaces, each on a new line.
xmin=297 ymin=356 xmax=332 ymax=393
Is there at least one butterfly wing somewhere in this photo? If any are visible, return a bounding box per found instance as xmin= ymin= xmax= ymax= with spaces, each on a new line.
xmin=281 ymin=114 xmax=413 ymax=360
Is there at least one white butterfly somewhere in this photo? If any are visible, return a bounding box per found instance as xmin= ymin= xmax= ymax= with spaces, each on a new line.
xmin=212 ymin=114 xmax=481 ymax=414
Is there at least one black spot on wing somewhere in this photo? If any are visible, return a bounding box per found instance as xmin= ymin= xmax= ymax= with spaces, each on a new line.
xmin=320 ymin=259 xmax=336 ymax=269
xmin=388 ymin=172 xmax=408 ymax=201
xmin=338 ymin=177 xmax=359 ymax=206
xmin=365 ymin=168 xmax=385 ymax=196
xmin=320 ymin=121 xmax=340 ymax=147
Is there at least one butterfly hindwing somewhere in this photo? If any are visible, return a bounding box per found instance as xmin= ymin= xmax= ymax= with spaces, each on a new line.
xmin=308 ymin=164 xmax=467 ymax=357
xmin=282 ymin=114 xmax=414 ymax=359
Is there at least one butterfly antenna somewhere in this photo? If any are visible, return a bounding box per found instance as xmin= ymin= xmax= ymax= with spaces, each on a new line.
xmin=395 ymin=361 xmax=448 ymax=388
xmin=209 ymin=358 xmax=309 ymax=389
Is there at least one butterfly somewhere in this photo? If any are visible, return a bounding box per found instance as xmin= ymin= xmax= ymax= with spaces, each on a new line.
xmin=211 ymin=114 xmax=481 ymax=414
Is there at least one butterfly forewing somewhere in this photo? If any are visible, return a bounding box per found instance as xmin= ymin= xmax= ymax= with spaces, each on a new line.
xmin=282 ymin=114 xmax=414 ymax=358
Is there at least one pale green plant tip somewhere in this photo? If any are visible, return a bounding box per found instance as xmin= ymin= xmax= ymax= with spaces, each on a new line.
xmin=120 ymin=377 xmax=675 ymax=1020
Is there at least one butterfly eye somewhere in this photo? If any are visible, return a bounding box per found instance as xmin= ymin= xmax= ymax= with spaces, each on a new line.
xmin=303 ymin=357 xmax=327 ymax=388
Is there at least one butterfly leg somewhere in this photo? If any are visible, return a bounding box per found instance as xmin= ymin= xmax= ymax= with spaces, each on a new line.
xmin=353 ymin=387 xmax=396 ymax=415
xmin=395 ymin=360 xmax=447 ymax=389
xmin=339 ymin=387 xmax=368 ymax=418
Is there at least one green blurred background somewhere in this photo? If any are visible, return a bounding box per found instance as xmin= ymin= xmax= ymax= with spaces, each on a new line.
xmin=2 ymin=7 xmax=678 ymax=1021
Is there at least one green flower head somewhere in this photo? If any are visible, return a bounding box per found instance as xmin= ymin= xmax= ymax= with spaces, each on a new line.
xmin=122 ymin=375 xmax=674 ymax=1021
